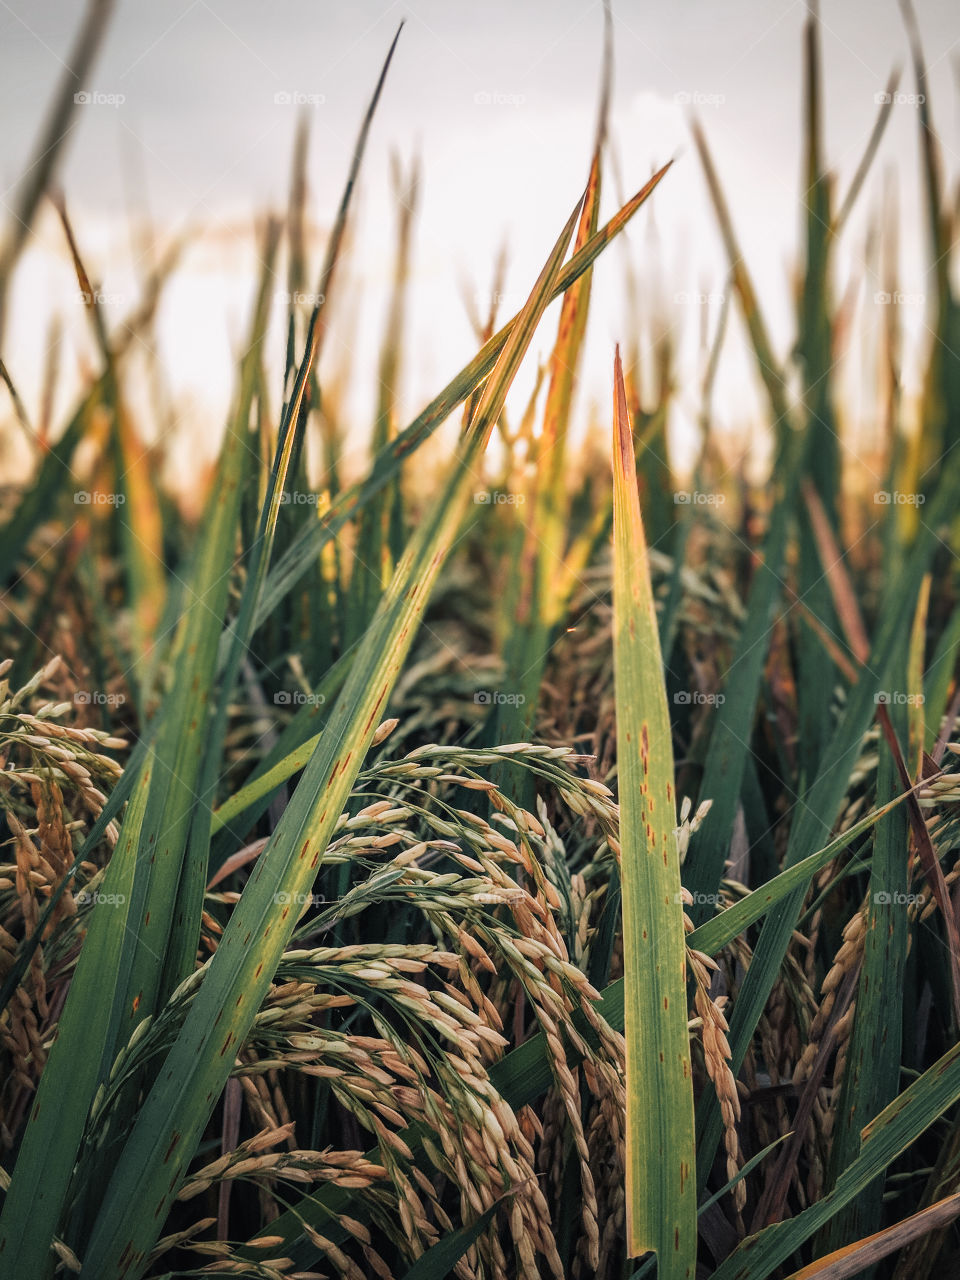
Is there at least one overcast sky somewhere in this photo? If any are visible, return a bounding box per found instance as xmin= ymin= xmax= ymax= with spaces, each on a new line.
xmin=2 ymin=0 xmax=958 ymax=480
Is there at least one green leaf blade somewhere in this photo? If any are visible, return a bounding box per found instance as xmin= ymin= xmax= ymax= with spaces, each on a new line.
xmin=612 ymin=347 xmax=696 ymax=1274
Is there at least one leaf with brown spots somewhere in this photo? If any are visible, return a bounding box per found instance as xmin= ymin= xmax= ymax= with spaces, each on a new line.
xmin=612 ymin=347 xmax=696 ymax=1276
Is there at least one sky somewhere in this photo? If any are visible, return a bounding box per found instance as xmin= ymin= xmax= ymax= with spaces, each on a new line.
xmin=1 ymin=0 xmax=958 ymax=483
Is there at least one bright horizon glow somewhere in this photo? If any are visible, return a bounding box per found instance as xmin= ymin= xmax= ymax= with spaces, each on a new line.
xmin=1 ymin=1 xmax=956 ymax=492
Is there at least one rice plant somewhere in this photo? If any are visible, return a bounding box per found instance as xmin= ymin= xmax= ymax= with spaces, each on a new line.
xmin=1 ymin=3 xmax=960 ymax=1278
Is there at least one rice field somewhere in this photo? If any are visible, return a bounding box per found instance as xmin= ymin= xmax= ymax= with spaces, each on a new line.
xmin=1 ymin=2 xmax=960 ymax=1278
